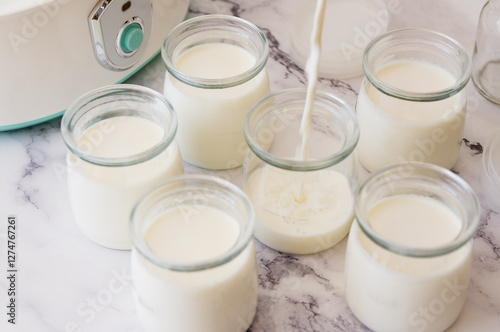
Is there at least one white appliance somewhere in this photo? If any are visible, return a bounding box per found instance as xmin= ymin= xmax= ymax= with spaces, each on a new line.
xmin=0 ymin=0 xmax=190 ymax=131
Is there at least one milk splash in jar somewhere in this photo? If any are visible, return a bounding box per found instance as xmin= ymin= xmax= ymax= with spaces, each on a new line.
xmin=246 ymin=0 xmax=356 ymax=254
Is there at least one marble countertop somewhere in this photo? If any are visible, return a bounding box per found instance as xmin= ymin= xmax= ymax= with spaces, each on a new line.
xmin=1 ymin=0 xmax=500 ymax=331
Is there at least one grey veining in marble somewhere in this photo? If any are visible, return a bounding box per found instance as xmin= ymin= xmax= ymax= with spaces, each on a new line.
xmin=1 ymin=0 xmax=500 ymax=331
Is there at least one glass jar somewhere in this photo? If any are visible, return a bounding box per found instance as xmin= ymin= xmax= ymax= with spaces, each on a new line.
xmin=243 ymin=89 xmax=359 ymax=255
xmin=130 ymin=175 xmax=257 ymax=332
xmin=162 ymin=14 xmax=270 ymax=170
xmin=472 ymin=0 xmax=500 ymax=104
xmin=356 ymin=28 xmax=471 ymax=173
xmin=61 ymin=84 xmax=184 ymax=250
xmin=345 ymin=162 xmax=480 ymax=332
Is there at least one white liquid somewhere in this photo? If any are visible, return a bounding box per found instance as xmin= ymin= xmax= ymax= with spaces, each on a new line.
xmin=345 ymin=195 xmax=472 ymax=332
xmin=164 ymin=43 xmax=270 ymax=170
xmin=246 ymin=1 xmax=353 ymax=255
xmin=299 ymin=0 xmax=326 ymax=160
xmin=247 ymin=166 xmax=353 ymax=254
xmin=296 ymin=0 xmax=326 ymax=199
xmin=356 ymin=61 xmax=466 ymax=173
xmin=146 ymin=207 xmax=239 ymax=264
xmin=132 ymin=206 xmax=257 ymax=332
xmin=67 ymin=116 xmax=184 ymax=250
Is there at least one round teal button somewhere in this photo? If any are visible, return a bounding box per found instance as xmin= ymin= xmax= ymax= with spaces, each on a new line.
xmin=120 ymin=23 xmax=143 ymax=54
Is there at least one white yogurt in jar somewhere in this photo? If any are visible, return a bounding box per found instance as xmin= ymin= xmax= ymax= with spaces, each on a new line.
xmin=345 ymin=194 xmax=472 ymax=332
xmin=246 ymin=166 xmax=353 ymax=254
xmin=67 ymin=116 xmax=184 ymax=250
xmin=164 ymin=43 xmax=270 ymax=170
xmin=356 ymin=60 xmax=466 ymax=173
xmin=131 ymin=205 xmax=258 ymax=332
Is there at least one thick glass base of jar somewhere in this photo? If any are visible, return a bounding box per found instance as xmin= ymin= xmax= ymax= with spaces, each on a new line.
xmin=248 ymin=166 xmax=354 ymax=255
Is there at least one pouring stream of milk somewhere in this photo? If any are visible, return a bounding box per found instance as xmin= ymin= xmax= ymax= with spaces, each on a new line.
xmin=296 ymin=0 xmax=326 ymax=202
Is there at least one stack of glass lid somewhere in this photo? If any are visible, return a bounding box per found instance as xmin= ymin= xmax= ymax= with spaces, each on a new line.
xmin=482 ymin=131 xmax=500 ymax=211
xmin=290 ymin=0 xmax=389 ymax=80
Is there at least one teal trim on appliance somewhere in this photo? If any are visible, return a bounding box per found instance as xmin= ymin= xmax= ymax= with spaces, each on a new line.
xmin=0 ymin=49 xmax=162 ymax=132
xmin=0 ymin=4 xmax=191 ymax=133
xmin=0 ymin=111 xmax=65 ymax=132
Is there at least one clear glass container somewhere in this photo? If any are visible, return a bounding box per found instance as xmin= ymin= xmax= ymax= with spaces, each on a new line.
xmin=162 ymin=14 xmax=270 ymax=170
xmin=356 ymin=28 xmax=471 ymax=173
xmin=290 ymin=0 xmax=389 ymax=79
xmin=243 ymin=89 xmax=359 ymax=255
xmin=130 ymin=175 xmax=257 ymax=332
xmin=345 ymin=162 xmax=480 ymax=332
xmin=61 ymin=84 xmax=184 ymax=250
xmin=472 ymin=0 xmax=500 ymax=104
xmin=481 ymin=130 xmax=500 ymax=211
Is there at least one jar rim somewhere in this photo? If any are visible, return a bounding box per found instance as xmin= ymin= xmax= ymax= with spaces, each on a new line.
xmin=354 ymin=162 xmax=480 ymax=258
xmin=161 ymin=14 xmax=269 ymax=89
xmin=130 ymin=174 xmax=256 ymax=272
xmin=244 ymin=88 xmax=360 ymax=171
xmin=61 ymin=84 xmax=178 ymax=167
xmin=363 ymin=28 xmax=472 ymax=102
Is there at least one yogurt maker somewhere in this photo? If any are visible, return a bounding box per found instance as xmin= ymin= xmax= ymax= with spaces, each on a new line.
xmin=0 ymin=0 xmax=189 ymax=131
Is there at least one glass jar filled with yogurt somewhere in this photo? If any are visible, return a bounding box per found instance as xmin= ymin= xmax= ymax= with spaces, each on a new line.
xmin=130 ymin=175 xmax=258 ymax=332
xmin=345 ymin=162 xmax=479 ymax=332
xmin=356 ymin=29 xmax=471 ymax=173
xmin=61 ymin=85 xmax=184 ymax=250
xmin=162 ymin=14 xmax=270 ymax=170
xmin=243 ymin=89 xmax=359 ymax=255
